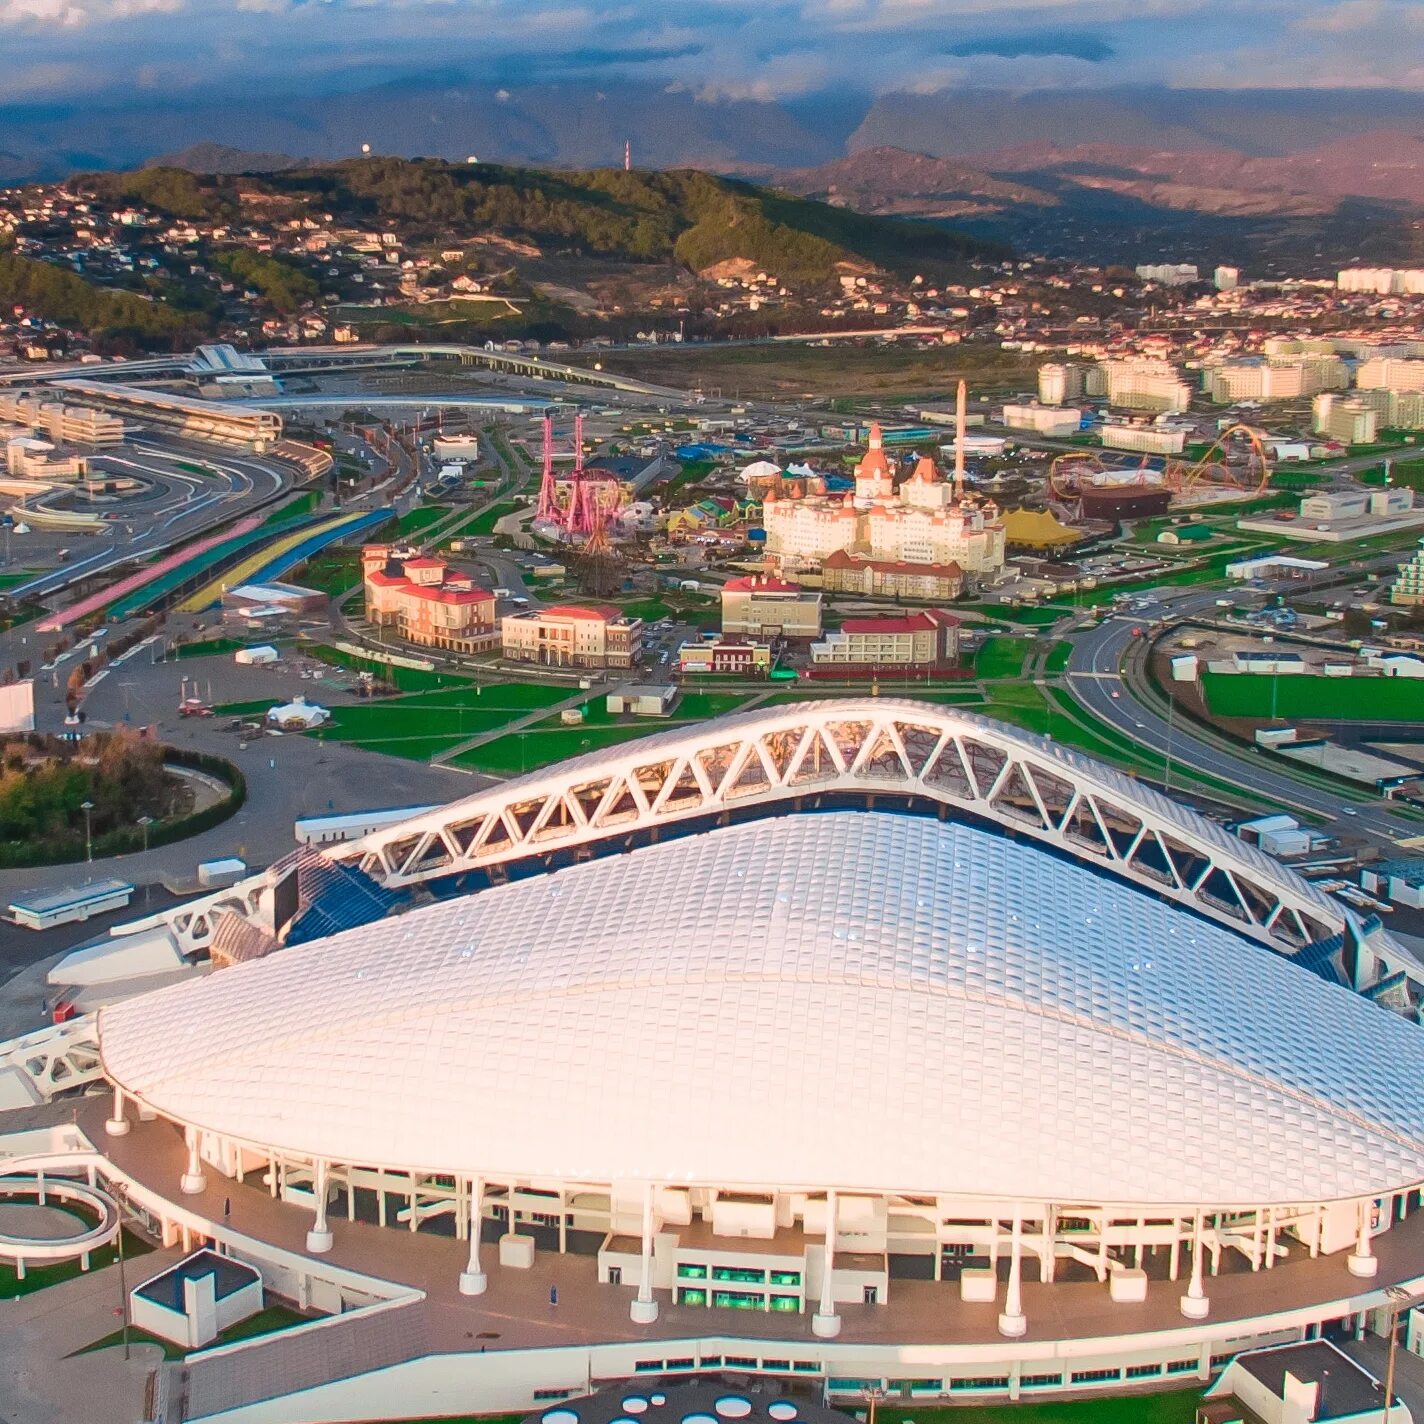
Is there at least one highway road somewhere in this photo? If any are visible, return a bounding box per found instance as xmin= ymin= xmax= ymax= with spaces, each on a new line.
xmin=1065 ymin=586 xmax=1419 ymax=846
xmin=7 ymin=436 xmax=294 ymax=605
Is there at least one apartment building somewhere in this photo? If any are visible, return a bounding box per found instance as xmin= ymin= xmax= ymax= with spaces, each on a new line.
xmin=809 ymin=610 xmax=960 ymax=670
xmin=1099 ymin=359 xmax=1193 ymax=414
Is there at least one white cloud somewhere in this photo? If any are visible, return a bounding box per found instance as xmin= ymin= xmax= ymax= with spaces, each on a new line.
xmin=0 ymin=0 xmax=180 ymax=23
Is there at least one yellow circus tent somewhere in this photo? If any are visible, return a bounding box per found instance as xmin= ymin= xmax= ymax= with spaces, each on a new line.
xmin=1001 ymin=507 xmax=1084 ymax=550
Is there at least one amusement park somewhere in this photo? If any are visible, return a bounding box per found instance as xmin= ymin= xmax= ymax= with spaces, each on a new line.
xmin=1046 ymin=425 xmax=1274 ymax=523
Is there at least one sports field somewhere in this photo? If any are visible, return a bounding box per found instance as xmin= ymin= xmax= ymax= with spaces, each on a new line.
xmin=1200 ymin=671 xmax=1424 ymax=722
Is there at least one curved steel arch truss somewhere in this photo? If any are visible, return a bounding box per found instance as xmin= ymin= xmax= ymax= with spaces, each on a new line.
xmin=341 ymin=699 xmax=1350 ymax=958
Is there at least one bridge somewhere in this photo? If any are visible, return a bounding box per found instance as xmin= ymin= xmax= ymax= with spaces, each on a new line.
xmin=0 ymin=342 xmax=688 ymax=402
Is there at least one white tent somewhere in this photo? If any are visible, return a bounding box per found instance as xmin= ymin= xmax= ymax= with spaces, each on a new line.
xmin=737 ymin=459 xmax=783 ymax=483
xmin=266 ymin=697 xmax=330 ymax=729
xmin=235 ymin=645 xmax=280 ymax=666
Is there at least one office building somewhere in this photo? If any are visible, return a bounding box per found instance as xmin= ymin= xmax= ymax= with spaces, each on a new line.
xmin=720 ymin=576 xmax=823 ymax=640
xmin=501 ymin=604 xmax=643 ymax=669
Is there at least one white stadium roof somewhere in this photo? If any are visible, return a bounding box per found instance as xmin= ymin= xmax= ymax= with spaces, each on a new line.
xmin=99 ymin=811 xmax=1424 ymax=1210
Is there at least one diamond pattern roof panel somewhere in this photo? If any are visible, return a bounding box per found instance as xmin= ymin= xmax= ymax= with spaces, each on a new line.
xmin=98 ymin=812 xmax=1424 ymax=1208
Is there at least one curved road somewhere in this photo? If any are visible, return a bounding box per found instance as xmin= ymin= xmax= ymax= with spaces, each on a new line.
xmin=1066 ymin=586 xmax=1418 ymax=846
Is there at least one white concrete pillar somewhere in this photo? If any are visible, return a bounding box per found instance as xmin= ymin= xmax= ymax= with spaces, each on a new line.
xmin=1041 ymin=1206 xmax=1056 ymax=1285
xmin=180 ymin=1128 xmax=207 ymax=1195
xmin=460 ymin=1177 xmax=488 ymax=1296
xmin=306 ymin=1160 xmax=333 ymax=1253
xmin=1349 ymin=1199 xmax=1379 ymax=1278
xmin=631 ymin=1181 xmax=658 ymax=1324
xmin=1180 ymin=1210 xmax=1209 ymax=1319
xmin=105 ymin=1084 xmax=130 ymax=1137
xmin=998 ymin=1206 xmax=1027 ymax=1338
xmin=813 ymin=1189 xmax=841 ymax=1339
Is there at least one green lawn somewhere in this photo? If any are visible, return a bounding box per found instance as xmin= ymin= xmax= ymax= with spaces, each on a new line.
xmin=170 ymin=637 xmax=250 ymax=661
xmin=310 ymin=681 xmax=572 ymax=761
xmin=955 ymin=602 xmax=1064 ymax=626
xmin=452 ymin=721 xmax=658 ymax=774
xmin=974 ymin=636 xmax=1036 ymax=680
xmin=75 ymin=1302 xmax=311 ymax=1360
xmin=450 ymin=691 xmax=760 ymax=775
xmin=305 ymin=643 xmax=473 ymax=691
xmin=260 ymin=491 xmax=321 ymax=526
xmin=298 ymin=549 xmax=362 ymax=597
xmin=1200 ymin=671 xmax=1424 ymax=722
xmin=462 ymin=501 xmax=518 ymax=537
xmin=1044 ymin=641 xmax=1073 ymax=675
xmin=879 ymin=1390 xmax=1199 ymax=1424
xmin=395 ymin=503 xmax=454 ymax=537
xmin=1360 ymin=454 xmax=1424 ymax=491
xmin=0 ymin=1228 xmax=153 ymax=1299
xmin=759 ymin=686 xmax=984 ymax=707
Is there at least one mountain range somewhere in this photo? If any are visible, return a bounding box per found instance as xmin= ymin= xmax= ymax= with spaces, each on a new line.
xmin=775 ymin=132 xmax=1424 ymax=269
xmin=4 ymin=81 xmax=1422 ymax=269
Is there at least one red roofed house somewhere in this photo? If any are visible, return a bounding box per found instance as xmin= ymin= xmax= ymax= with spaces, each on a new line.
xmin=361 ymin=544 xmax=497 ymax=654
xmin=820 ymin=549 xmax=964 ymax=601
xmin=720 ymin=574 xmax=823 ymax=639
xmin=501 ymin=604 xmax=643 ymax=669
xmin=810 ymin=609 xmax=960 ymax=671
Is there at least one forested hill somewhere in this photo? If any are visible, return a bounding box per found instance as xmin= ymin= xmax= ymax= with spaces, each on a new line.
xmin=79 ymin=158 xmax=1007 ymax=282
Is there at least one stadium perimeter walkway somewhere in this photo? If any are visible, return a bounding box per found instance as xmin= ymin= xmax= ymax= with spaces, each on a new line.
xmin=82 ymin=1101 xmax=1424 ymax=1359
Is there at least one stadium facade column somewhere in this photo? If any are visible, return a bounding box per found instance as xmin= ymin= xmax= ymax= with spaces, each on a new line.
xmin=1180 ymin=1209 xmax=1210 ymax=1319
xmin=1041 ymin=1205 xmax=1056 ymax=1283
xmin=180 ymin=1126 xmax=207 ymax=1195
xmin=1349 ymin=1199 xmax=1380 ymax=1277
xmin=460 ymin=1177 xmax=488 ymax=1295
xmin=631 ymin=1181 xmax=659 ymax=1324
xmin=813 ymin=1189 xmax=841 ymax=1338
xmin=105 ymin=1085 xmax=130 ymax=1137
xmin=998 ymin=1205 xmax=1027 ymax=1337
xmin=306 ymin=1160 xmax=334 ymax=1253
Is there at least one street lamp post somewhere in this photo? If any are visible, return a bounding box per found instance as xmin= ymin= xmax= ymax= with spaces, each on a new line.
xmin=80 ymin=799 xmax=94 ymax=866
xmin=137 ymin=815 xmax=153 ymax=855
xmin=111 ymin=1180 xmax=131 ymax=1361
xmin=1383 ymin=1284 xmax=1416 ymax=1424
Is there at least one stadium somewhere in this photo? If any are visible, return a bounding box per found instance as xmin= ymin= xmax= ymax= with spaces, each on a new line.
xmin=7 ymin=699 xmax=1424 ymax=1422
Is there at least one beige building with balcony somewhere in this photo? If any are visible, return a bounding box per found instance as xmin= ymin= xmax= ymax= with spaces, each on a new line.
xmin=501 ymin=604 xmax=643 ymax=669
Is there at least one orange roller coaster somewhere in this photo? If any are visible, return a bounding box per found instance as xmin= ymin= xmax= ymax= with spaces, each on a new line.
xmin=1168 ymin=423 xmax=1272 ymax=498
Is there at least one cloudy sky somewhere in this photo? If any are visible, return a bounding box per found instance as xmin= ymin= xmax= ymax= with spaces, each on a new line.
xmin=1 ymin=0 xmax=1422 ymax=104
